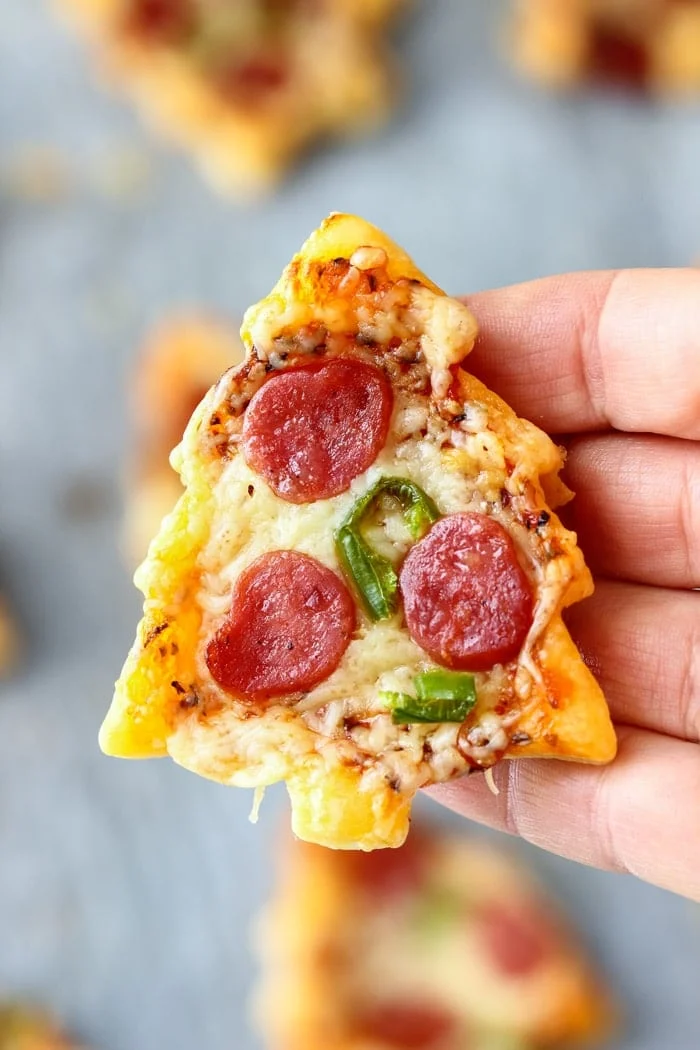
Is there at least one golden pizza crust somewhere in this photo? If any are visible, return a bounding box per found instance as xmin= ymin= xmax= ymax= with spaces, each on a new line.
xmin=254 ymin=829 xmax=618 ymax=1049
xmin=124 ymin=316 xmax=242 ymax=566
xmin=102 ymin=213 xmax=616 ymax=851
xmin=58 ymin=0 xmax=401 ymax=195
xmin=287 ymin=765 xmax=413 ymax=852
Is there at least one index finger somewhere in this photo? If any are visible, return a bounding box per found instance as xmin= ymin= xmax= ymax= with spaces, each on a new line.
xmin=463 ymin=269 xmax=700 ymax=439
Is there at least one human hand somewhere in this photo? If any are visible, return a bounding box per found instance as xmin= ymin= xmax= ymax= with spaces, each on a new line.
xmin=428 ymin=270 xmax=700 ymax=902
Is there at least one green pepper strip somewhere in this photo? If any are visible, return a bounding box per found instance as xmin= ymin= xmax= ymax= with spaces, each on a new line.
xmin=381 ymin=670 xmax=477 ymax=724
xmin=335 ymin=477 xmax=440 ymax=621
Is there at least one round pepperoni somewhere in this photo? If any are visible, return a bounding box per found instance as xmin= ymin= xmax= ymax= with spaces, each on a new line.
xmin=241 ymin=358 xmax=392 ymax=503
xmin=205 ymin=551 xmax=355 ymax=700
xmin=357 ymin=1002 xmax=456 ymax=1049
xmin=478 ymin=902 xmax=552 ymax=977
xmin=399 ymin=513 xmax=533 ymax=672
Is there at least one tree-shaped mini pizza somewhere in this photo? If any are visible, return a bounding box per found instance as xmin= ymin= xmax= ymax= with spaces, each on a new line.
xmin=254 ymin=829 xmax=617 ymax=1048
xmin=59 ymin=0 xmax=404 ymax=195
xmin=101 ymin=214 xmax=617 ymax=850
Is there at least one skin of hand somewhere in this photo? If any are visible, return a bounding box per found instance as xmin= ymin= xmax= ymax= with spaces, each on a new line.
xmin=427 ymin=269 xmax=700 ymax=902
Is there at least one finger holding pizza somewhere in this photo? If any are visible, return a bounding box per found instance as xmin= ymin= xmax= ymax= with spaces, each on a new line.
xmin=101 ymin=213 xmax=630 ymax=861
xmin=430 ymin=268 xmax=700 ymax=902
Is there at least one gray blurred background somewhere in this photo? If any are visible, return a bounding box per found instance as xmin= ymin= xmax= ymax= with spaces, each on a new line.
xmin=1 ymin=1 xmax=699 ymax=1048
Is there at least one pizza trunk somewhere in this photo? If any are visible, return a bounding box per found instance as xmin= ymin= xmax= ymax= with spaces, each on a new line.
xmin=102 ymin=214 xmax=616 ymax=850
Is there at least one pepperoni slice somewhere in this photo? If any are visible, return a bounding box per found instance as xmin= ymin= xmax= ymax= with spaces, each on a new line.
xmin=345 ymin=831 xmax=427 ymax=898
xmin=357 ymin=1002 xmax=457 ymax=1049
xmin=399 ymin=513 xmax=533 ymax=672
xmin=588 ymin=22 xmax=650 ymax=87
xmin=241 ymin=358 xmax=392 ymax=504
xmin=205 ymin=551 xmax=355 ymax=700
xmin=478 ymin=902 xmax=553 ymax=977
xmin=126 ymin=0 xmax=192 ymax=40
xmin=218 ymin=56 xmax=289 ymax=105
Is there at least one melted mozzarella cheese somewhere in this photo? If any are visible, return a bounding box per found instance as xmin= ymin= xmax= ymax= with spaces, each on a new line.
xmin=195 ymin=398 xmax=491 ymax=726
xmin=187 ymin=380 xmax=564 ymax=793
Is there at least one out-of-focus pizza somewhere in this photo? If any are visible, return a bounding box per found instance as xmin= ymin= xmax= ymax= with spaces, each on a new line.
xmin=100 ymin=214 xmax=616 ymax=851
xmin=0 ymin=1005 xmax=83 ymax=1050
xmin=124 ymin=316 xmax=242 ymax=564
xmin=59 ymin=0 xmax=407 ymax=194
xmin=254 ymin=827 xmax=617 ymax=1049
xmin=508 ymin=0 xmax=700 ymax=94
xmin=0 ymin=597 xmax=20 ymax=679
